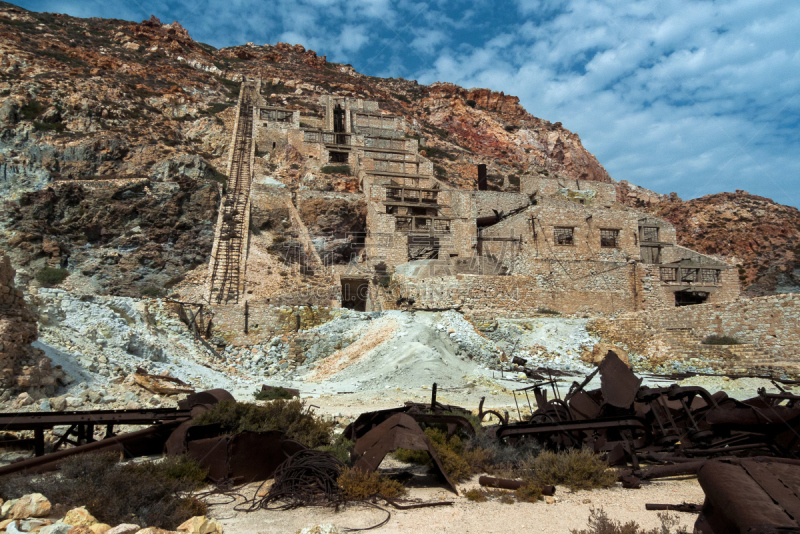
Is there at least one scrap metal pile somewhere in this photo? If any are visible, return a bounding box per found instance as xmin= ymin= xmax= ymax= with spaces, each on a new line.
xmin=4 ymin=353 xmax=800 ymax=532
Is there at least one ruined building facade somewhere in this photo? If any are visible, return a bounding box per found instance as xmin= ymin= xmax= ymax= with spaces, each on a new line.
xmin=206 ymin=81 xmax=740 ymax=317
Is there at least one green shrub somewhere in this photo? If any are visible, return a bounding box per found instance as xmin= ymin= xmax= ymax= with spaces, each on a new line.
xmin=702 ymin=335 xmax=740 ymax=345
xmin=141 ymin=286 xmax=164 ymax=298
xmin=253 ymin=386 xmax=294 ymax=401
xmin=394 ymin=427 xmax=473 ymax=482
xmin=316 ymin=435 xmax=354 ymax=466
xmin=35 ymin=267 xmax=69 ymax=286
xmin=206 ymin=102 xmax=232 ymax=115
xmin=20 ymin=100 xmax=44 ymax=120
xmin=337 ymin=467 xmax=406 ymax=500
xmin=434 ymin=165 xmax=446 ymax=178
xmin=33 ymin=121 xmax=65 ymax=132
xmin=528 ymin=449 xmax=617 ymax=491
xmin=321 ymin=165 xmax=350 ymax=175
xmin=537 ymin=308 xmax=561 ymax=315
xmin=0 ymin=453 xmax=207 ymax=529
xmin=191 ymin=399 xmax=334 ymax=448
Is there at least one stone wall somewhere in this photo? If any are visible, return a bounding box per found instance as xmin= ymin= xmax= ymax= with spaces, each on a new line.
xmin=637 ymin=293 xmax=800 ymax=359
xmin=473 ymin=191 xmax=531 ymax=218
xmin=393 ymin=261 xmax=639 ymax=316
xmin=522 ymin=175 xmax=617 ymax=204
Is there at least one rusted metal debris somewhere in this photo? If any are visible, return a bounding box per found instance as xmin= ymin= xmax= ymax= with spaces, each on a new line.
xmin=645 ymin=502 xmax=702 ymax=513
xmin=695 ymin=458 xmax=800 ymax=533
xmin=133 ymin=367 xmax=195 ymax=395
xmin=343 ymin=383 xmax=475 ymax=443
xmin=182 ymin=427 xmax=306 ymax=483
xmin=351 ymin=413 xmax=459 ymax=495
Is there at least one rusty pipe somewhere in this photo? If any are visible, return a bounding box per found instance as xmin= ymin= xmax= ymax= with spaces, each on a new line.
xmin=478 ymin=476 xmax=555 ymax=496
xmin=0 ymin=422 xmax=181 ymax=477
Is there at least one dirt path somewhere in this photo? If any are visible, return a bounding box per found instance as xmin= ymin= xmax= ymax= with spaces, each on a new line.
xmin=214 ymin=476 xmax=704 ymax=534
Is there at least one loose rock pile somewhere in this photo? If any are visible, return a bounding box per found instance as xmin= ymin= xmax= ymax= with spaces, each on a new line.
xmin=0 ymin=493 xmax=223 ymax=534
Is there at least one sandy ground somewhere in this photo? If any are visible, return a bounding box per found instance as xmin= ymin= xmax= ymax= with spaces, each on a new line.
xmin=213 ymin=476 xmax=704 ymax=534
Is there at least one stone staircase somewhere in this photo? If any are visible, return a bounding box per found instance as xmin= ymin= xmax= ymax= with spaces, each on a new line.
xmin=206 ymin=82 xmax=257 ymax=304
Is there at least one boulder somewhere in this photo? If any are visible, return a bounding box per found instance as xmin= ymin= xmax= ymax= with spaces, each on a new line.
xmin=580 ymin=343 xmax=630 ymax=368
xmin=134 ymin=528 xmax=179 ymax=534
xmin=50 ymin=396 xmax=67 ymax=411
xmin=2 ymin=499 xmax=19 ymax=518
xmin=106 ymin=525 xmax=140 ymax=534
xmin=0 ymin=99 xmax=18 ymax=125
xmin=90 ymin=524 xmax=112 ymax=533
xmin=63 ymin=507 xmax=97 ymax=527
xmin=41 ymin=523 xmax=74 ymax=534
xmin=68 ymin=527 xmax=96 ymax=534
xmin=10 ymin=493 xmax=51 ymax=518
xmin=296 ymin=526 xmax=339 ymax=534
xmin=18 ymin=518 xmax=53 ymax=531
xmin=176 ymin=516 xmax=222 ymax=534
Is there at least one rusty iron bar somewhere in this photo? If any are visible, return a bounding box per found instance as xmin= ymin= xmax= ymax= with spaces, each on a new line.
xmin=478 ymin=476 xmax=555 ymax=496
xmin=645 ymin=503 xmax=703 ymax=513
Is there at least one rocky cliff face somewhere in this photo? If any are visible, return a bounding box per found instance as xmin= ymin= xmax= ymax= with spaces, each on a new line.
xmin=0 ymin=1 xmax=796 ymax=299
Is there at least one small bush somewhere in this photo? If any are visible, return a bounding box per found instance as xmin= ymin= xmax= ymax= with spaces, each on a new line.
xmin=141 ymin=286 xmax=164 ymax=298
xmin=20 ymin=100 xmax=44 ymax=120
xmin=35 ymin=267 xmax=69 ymax=286
xmin=394 ymin=428 xmax=473 ymax=482
xmin=337 ymin=467 xmax=406 ymax=500
xmin=570 ymin=508 xmax=688 ymax=534
xmin=316 ymin=435 xmax=354 ymax=466
xmin=434 ymin=164 xmax=447 ymax=178
xmin=191 ymin=399 xmax=334 ymax=448
xmin=465 ymin=488 xmax=487 ymax=502
xmin=537 ymin=308 xmax=561 ymax=315
xmin=702 ymin=335 xmax=740 ymax=345
xmin=529 ymin=449 xmax=617 ymax=492
xmin=0 ymin=453 xmax=207 ymax=529
xmin=206 ymin=102 xmax=232 ymax=115
xmin=253 ymin=386 xmax=294 ymax=401
xmin=33 ymin=121 xmax=65 ymax=133
xmin=321 ymin=165 xmax=350 ymax=175
xmin=514 ymin=482 xmax=542 ymax=503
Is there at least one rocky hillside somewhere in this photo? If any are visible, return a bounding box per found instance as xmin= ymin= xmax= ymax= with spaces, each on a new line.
xmin=0 ymin=1 xmax=797 ymax=297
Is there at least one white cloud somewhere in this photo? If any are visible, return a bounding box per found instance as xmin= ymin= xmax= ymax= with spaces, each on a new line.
xmin=16 ymin=0 xmax=800 ymax=206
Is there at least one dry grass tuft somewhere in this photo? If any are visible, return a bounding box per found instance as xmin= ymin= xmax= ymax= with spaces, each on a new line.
xmin=514 ymin=482 xmax=543 ymax=503
xmin=0 ymin=452 xmax=207 ymax=529
xmin=570 ymin=508 xmax=689 ymax=534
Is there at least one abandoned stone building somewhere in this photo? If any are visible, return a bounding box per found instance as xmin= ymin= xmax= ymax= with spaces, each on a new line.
xmin=206 ymin=80 xmax=740 ymax=317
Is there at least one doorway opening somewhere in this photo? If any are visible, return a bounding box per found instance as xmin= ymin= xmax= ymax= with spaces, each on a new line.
xmin=341 ymin=278 xmax=369 ymax=311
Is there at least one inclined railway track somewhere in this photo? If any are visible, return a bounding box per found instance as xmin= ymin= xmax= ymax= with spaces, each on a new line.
xmin=209 ymin=87 xmax=255 ymax=304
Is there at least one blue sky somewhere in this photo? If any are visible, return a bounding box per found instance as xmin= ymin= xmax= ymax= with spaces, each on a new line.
xmin=16 ymin=0 xmax=800 ymax=207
